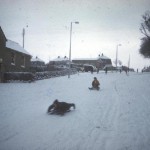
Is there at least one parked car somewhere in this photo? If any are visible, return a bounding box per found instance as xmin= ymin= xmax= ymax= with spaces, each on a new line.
xmin=83 ymin=64 xmax=96 ymax=72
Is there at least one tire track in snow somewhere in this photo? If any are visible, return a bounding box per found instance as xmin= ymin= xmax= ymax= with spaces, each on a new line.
xmin=82 ymin=78 xmax=121 ymax=149
xmin=79 ymin=73 xmax=119 ymax=149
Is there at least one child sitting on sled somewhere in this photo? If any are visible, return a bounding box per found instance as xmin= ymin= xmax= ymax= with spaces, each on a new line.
xmin=89 ymin=77 xmax=100 ymax=90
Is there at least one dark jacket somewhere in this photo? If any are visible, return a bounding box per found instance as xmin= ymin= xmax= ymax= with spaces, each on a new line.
xmin=47 ymin=100 xmax=75 ymax=115
xmin=92 ymin=79 xmax=100 ymax=88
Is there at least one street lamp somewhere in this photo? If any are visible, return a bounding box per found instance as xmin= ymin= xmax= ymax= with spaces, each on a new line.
xmin=116 ymin=44 xmax=121 ymax=69
xmin=68 ymin=21 xmax=79 ymax=78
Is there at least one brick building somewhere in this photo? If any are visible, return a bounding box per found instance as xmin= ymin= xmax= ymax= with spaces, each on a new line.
xmin=72 ymin=54 xmax=112 ymax=70
xmin=0 ymin=26 xmax=32 ymax=82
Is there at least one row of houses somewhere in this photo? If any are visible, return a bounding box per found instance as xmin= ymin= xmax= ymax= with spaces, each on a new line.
xmin=47 ymin=54 xmax=112 ymax=72
xmin=0 ymin=26 xmax=112 ymax=82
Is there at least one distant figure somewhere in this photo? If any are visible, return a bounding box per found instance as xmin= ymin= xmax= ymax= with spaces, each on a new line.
xmin=122 ymin=66 xmax=128 ymax=75
xmin=91 ymin=67 xmax=93 ymax=74
xmin=97 ymin=68 xmax=99 ymax=74
xmin=137 ymin=68 xmax=138 ymax=73
xmin=105 ymin=67 xmax=108 ymax=74
xmin=89 ymin=77 xmax=100 ymax=90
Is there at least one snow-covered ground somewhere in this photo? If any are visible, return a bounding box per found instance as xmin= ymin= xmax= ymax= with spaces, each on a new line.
xmin=0 ymin=71 xmax=150 ymax=150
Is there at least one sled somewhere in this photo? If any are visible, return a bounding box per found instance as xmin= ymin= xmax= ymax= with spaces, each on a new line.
xmin=88 ymin=87 xmax=100 ymax=91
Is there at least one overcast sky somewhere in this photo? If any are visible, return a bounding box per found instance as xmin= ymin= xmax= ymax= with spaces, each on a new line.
xmin=0 ymin=0 xmax=150 ymax=70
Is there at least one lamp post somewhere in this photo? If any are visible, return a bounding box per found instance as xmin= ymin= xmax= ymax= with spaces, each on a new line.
xmin=116 ymin=44 xmax=121 ymax=69
xmin=68 ymin=21 xmax=79 ymax=78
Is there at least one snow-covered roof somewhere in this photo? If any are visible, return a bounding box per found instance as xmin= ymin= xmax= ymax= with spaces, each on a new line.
xmin=6 ymin=40 xmax=31 ymax=56
xmin=52 ymin=56 xmax=69 ymax=61
xmin=73 ymin=58 xmax=97 ymax=61
xmin=97 ymin=55 xmax=110 ymax=60
xmin=31 ymin=57 xmax=44 ymax=62
xmin=73 ymin=55 xmax=110 ymax=61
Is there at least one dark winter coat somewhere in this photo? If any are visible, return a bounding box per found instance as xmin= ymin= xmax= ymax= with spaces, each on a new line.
xmin=47 ymin=100 xmax=75 ymax=115
xmin=92 ymin=79 xmax=100 ymax=88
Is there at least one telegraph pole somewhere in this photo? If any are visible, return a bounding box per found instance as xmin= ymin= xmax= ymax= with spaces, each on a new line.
xmin=22 ymin=28 xmax=25 ymax=48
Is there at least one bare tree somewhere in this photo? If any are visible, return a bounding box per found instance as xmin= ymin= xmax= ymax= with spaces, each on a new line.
xmin=139 ymin=11 xmax=150 ymax=58
xmin=140 ymin=11 xmax=150 ymax=39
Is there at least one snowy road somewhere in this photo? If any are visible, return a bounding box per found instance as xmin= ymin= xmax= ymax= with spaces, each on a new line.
xmin=0 ymin=72 xmax=150 ymax=150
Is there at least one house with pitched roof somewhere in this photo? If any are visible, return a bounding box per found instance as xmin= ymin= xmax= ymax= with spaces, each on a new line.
xmin=72 ymin=53 xmax=112 ymax=70
xmin=31 ymin=56 xmax=46 ymax=72
xmin=0 ymin=26 xmax=32 ymax=82
xmin=47 ymin=56 xmax=70 ymax=71
xmin=49 ymin=56 xmax=69 ymax=67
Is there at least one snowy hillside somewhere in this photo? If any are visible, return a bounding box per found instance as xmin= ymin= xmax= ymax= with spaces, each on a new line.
xmin=0 ymin=72 xmax=150 ymax=150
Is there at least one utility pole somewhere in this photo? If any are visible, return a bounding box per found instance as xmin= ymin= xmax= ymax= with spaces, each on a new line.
xmin=22 ymin=28 xmax=25 ymax=48
xmin=68 ymin=21 xmax=79 ymax=78
xmin=116 ymin=44 xmax=121 ymax=69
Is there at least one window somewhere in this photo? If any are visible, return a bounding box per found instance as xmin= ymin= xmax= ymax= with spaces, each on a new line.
xmin=11 ymin=52 xmax=15 ymax=65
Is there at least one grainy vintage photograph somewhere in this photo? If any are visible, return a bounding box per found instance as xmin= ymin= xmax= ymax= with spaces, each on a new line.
xmin=0 ymin=0 xmax=150 ymax=150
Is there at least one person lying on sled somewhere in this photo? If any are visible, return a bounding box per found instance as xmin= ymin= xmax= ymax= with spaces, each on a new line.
xmin=47 ymin=99 xmax=75 ymax=115
xmin=91 ymin=77 xmax=100 ymax=90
